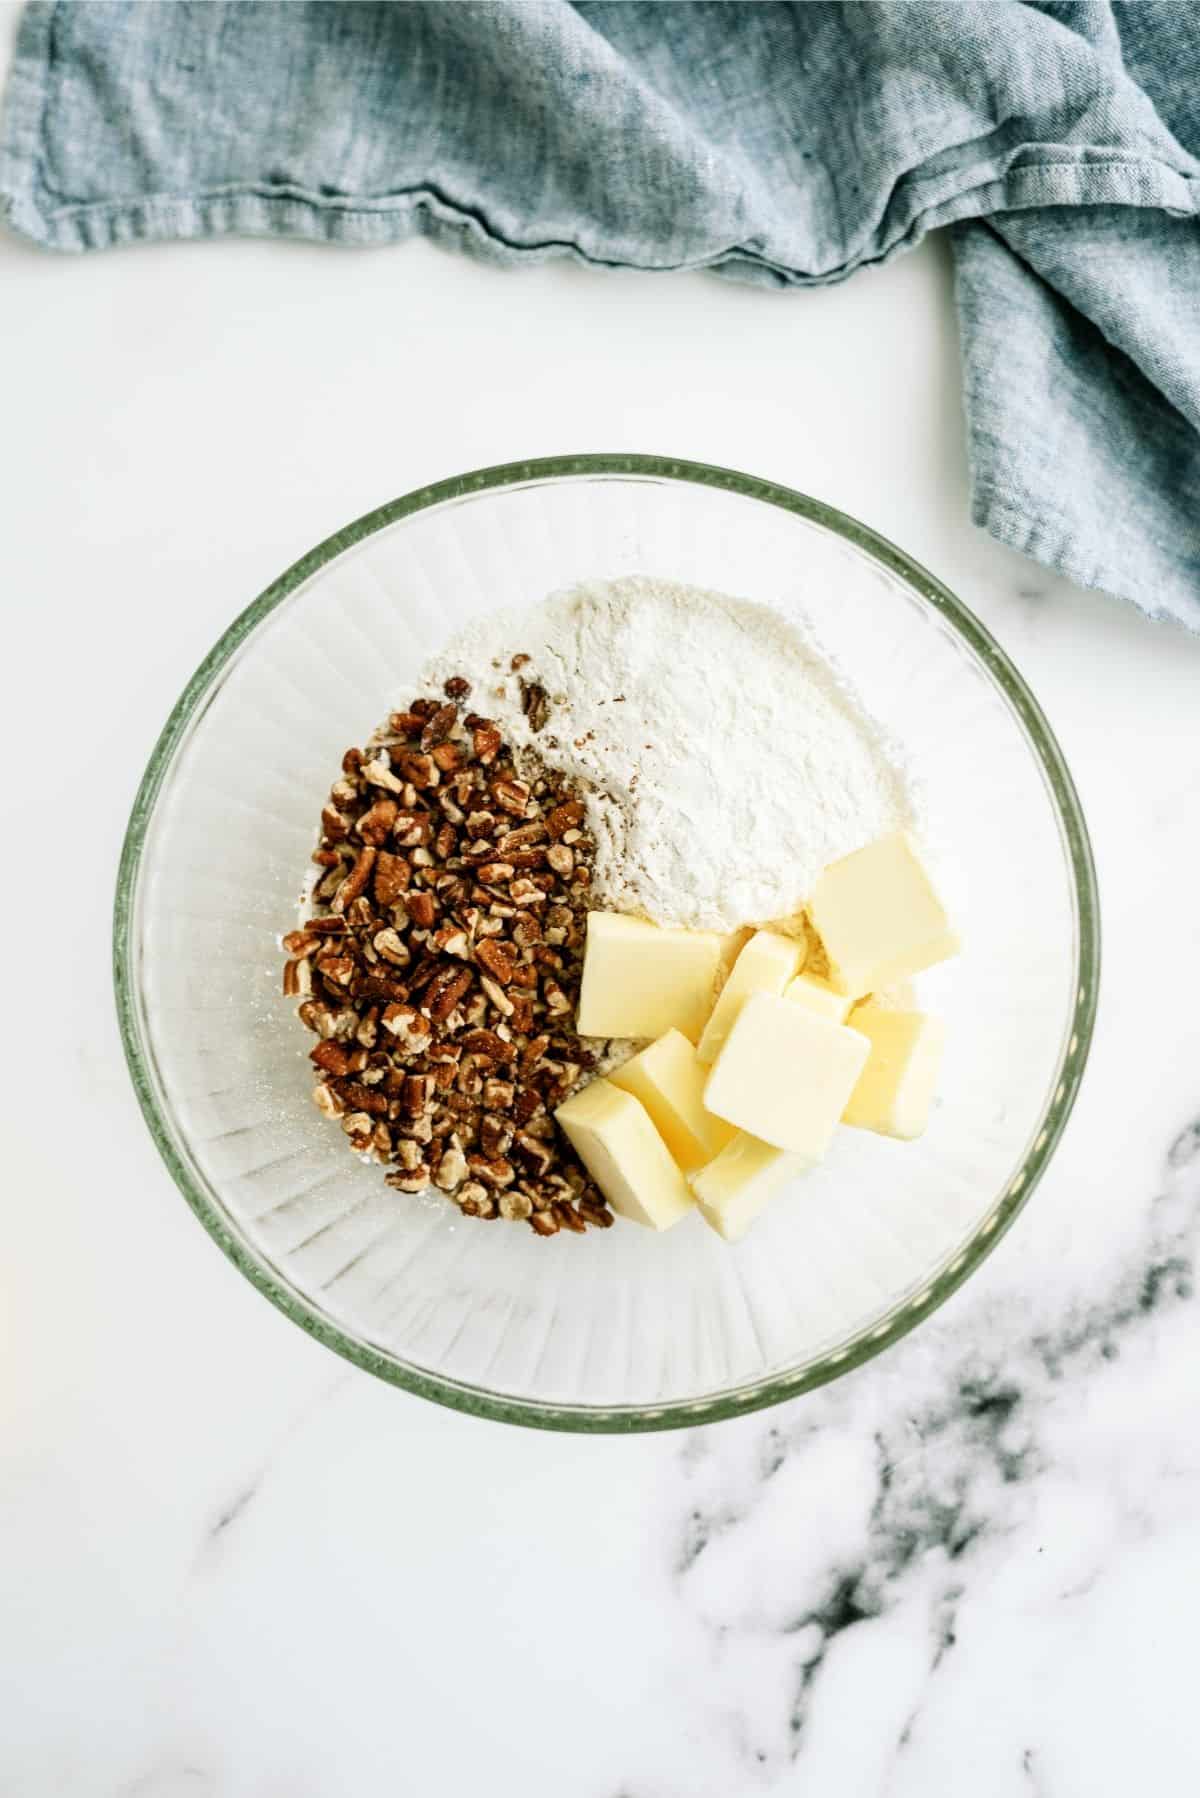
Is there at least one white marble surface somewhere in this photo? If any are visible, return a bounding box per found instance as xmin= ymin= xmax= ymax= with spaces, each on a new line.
xmin=4 ymin=6 xmax=1200 ymax=1791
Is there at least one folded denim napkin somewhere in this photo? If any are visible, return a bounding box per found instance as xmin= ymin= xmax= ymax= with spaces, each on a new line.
xmin=4 ymin=1 xmax=1199 ymax=626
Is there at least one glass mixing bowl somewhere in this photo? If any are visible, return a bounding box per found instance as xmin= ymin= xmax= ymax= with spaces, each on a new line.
xmin=114 ymin=455 xmax=1098 ymax=1431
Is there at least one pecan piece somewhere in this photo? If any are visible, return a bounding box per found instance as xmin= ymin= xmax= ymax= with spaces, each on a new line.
xmin=491 ymin=777 xmax=531 ymax=817
xmin=406 ymin=891 xmax=437 ymax=929
xmin=472 ymin=722 xmax=502 ymax=764
xmin=385 ymin=1165 xmax=432 ymax=1194
xmin=461 ymin=1028 xmax=517 ymax=1064
xmin=362 ymin=755 xmax=404 ymax=794
xmin=373 ymin=928 xmax=411 ymax=966
xmin=519 ymin=679 xmax=550 ymax=732
xmin=475 ymin=937 xmax=516 ymax=985
xmin=466 ymin=1153 xmax=516 ymax=1189
xmin=332 ymin=845 xmax=376 ymax=914
xmin=433 ymin=1145 xmax=469 ymax=1191
xmin=545 ymin=799 xmax=585 ymax=840
xmin=282 ymin=957 xmax=311 ymax=997
xmin=358 ymin=798 xmax=399 ymax=845
xmin=401 ymin=1073 xmax=435 ymax=1118
xmin=499 ymin=1189 xmax=534 ymax=1222
xmin=420 ymin=703 xmax=458 ymax=750
xmin=426 ymin=964 xmax=474 ymax=1023
xmin=396 ymin=750 xmax=436 ymax=788
xmin=373 ymin=850 xmax=412 ymax=907
xmin=329 ymin=1078 xmax=389 ymax=1117
xmin=392 ymin=811 xmax=432 ymax=849
xmin=310 ymin=1040 xmax=362 ymax=1078
xmin=315 ymin=952 xmax=355 ymax=987
xmin=431 ymin=740 xmax=465 ymax=773
xmin=381 ymin=1003 xmax=433 ymax=1053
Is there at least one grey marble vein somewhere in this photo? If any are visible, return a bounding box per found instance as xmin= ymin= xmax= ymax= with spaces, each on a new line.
xmin=673 ymin=1111 xmax=1200 ymax=1774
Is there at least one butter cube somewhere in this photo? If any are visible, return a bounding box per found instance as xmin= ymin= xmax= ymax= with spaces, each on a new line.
xmin=576 ymin=912 xmax=722 ymax=1042
xmin=697 ymin=929 xmax=805 ymax=1065
xmin=705 ymin=993 xmax=870 ymax=1158
xmin=691 ymin=1133 xmax=805 ymax=1242
xmin=555 ymin=1080 xmax=694 ymax=1230
xmin=784 ymin=970 xmax=852 ymax=1024
xmin=809 ymin=832 xmax=960 ymax=997
xmin=843 ymin=1006 xmax=946 ymax=1140
xmin=718 ymin=927 xmax=755 ymax=981
xmin=609 ymin=1029 xmax=735 ymax=1172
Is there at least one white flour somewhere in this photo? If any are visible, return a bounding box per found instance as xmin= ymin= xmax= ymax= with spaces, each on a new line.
xmin=425 ymin=575 xmax=920 ymax=932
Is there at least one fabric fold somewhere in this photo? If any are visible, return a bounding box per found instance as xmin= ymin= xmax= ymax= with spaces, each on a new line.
xmin=3 ymin=0 xmax=1199 ymax=624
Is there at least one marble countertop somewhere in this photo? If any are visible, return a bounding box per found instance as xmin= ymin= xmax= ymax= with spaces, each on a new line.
xmin=4 ymin=7 xmax=1200 ymax=1792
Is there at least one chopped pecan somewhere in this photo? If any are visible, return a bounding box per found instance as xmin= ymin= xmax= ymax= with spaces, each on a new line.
xmin=373 ymin=850 xmax=412 ymax=907
xmin=332 ymin=846 xmax=376 ymax=914
xmin=466 ymin=1153 xmax=516 ymax=1189
xmin=373 ymin=928 xmax=411 ymax=966
xmin=315 ymin=952 xmax=356 ymax=987
xmin=358 ymin=798 xmax=399 ymax=845
xmin=310 ymin=1040 xmax=362 ymax=1078
xmin=311 ymin=1082 xmax=345 ymax=1118
xmin=406 ymin=891 xmax=437 ymax=929
xmin=392 ymin=811 xmax=432 ymax=849
xmin=433 ymin=1145 xmax=469 ymax=1191
xmin=491 ymin=777 xmax=531 ymax=816
xmin=291 ymin=676 xmax=603 ymax=1228
xmin=519 ymin=679 xmax=550 ymax=732
xmin=401 ymin=1073 xmax=435 ymax=1118
xmin=385 ymin=1165 xmax=432 ymax=1194
xmin=420 ymin=703 xmax=459 ymax=750
xmin=479 ymin=975 xmax=515 ymax=1017
xmin=545 ymin=799 xmax=585 ymax=840
xmin=461 ymin=1028 xmax=517 ymax=1064
xmin=381 ymin=1003 xmax=433 ymax=1053
xmin=426 ymin=964 xmax=474 ymax=1022
xmin=362 ymin=755 xmax=404 ymax=794
xmin=396 ymin=750 xmax=436 ymax=788
xmin=282 ymin=957 xmax=311 ymax=997
xmin=480 ymin=1114 xmax=514 ymax=1158
xmin=472 ymin=722 xmax=502 ymax=764
xmin=329 ymin=1078 xmax=389 ymax=1117
xmin=475 ymin=937 xmax=516 ymax=985
xmin=499 ymin=1189 xmax=534 ymax=1222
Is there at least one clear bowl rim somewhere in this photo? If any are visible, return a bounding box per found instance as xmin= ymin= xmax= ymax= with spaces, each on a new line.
xmin=113 ymin=452 xmax=1101 ymax=1433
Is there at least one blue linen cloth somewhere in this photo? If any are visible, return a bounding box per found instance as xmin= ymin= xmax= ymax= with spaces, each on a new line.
xmin=3 ymin=1 xmax=1199 ymax=626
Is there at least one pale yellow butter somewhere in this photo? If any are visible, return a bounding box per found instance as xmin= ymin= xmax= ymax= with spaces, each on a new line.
xmin=555 ymin=1079 xmax=694 ymax=1230
xmin=691 ymin=1133 xmax=804 ymax=1241
xmin=784 ymin=970 xmax=852 ymax=1024
xmin=609 ymin=1029 xmax=735 ymax=1172
xmin=576 ymin=912 xmax=722 ymax=1042
xmin=704 ymin=993 xmax=870 ymax=1159
xmin=809 ymin=832 xmax=961 ymax=997
xmin=843 ymin=1005 xmax=946 ymax=1139
xmin=697 ymin=929 xmax=805 ymax=1065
